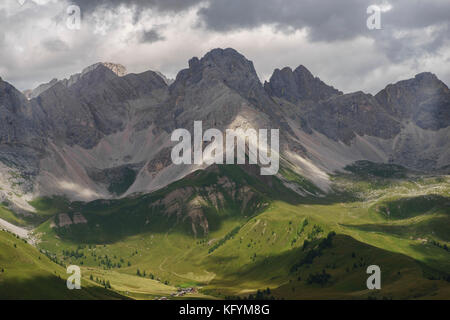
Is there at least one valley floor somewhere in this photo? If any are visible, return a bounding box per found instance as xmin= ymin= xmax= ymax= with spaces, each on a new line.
xmin=1 ymin=166 xmax=449 ymax=300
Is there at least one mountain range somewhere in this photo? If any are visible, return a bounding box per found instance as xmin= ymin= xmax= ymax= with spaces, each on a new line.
xmin=0 ymin=48 xmax=449 ymax=210
xmin=0 ymin=48 xmax=449 ymax=300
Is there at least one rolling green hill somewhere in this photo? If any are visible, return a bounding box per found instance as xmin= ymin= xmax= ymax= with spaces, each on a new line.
xmin=0 ymin=230 xmax=125 ymax=300
xmin=1 ymin=162 xmax=449 ymax=299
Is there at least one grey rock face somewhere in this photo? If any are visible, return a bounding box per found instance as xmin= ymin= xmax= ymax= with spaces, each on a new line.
xmin=0 ymin=79 xmax=44 ymax=168
xmin=29 ymin=78 xmax=59 ymax=99
xmin=157 ymin=48 xmax=264 ymax=132
xmin=375 ymin=72 xmax=450 ymax=130
xmin=31 ymin=65 xmax=169 ymax=148
xmin=29 ymin=63 xmax=128 ymax=100
xmin=299 ymin=91 xmax=401 ymax=143
xmin=0 ymin=48 xmax=449 ymax=207
xmin=87 ymin=163 xmax=143 ymax=196
xmin=264 ymin=65 xmax=342 ymax=103
xmin=158 ymin=48 xmax=292 ymax=143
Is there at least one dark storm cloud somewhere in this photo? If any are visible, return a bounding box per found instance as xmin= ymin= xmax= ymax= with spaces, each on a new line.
xmin=373 ymin=23 xmax=449 ymax=63
xmin=2 ymin=0 xmax=449 ymax=92
xmin=378 ymin=0 xmax=450 ymax=62
xmin=198 ymin=0 xmax=371 ymax=41
xmin=198 ymin=0 xmax=449 ymax=39
xmin=69 ymin=0 xmax=450 ymax=55
xmin=72 ymin=0 xmax=203 ymax=13
xmin=382 ymin=0 xmax=450 ymax=29
xmin=196 ymin=0 xmax=450 ymax=62
xmin=140 ymin=29 xmax=165 ymax=43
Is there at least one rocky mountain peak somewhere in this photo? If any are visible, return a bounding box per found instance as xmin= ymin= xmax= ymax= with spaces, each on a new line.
xmin=173 ymin=48 xmax=261 ymax=91
xmin=100 ymin=62 xmax=127 ymax=77
xmin=27 ymin=78 xmax=59 ymax=99
xmin=375 ymin=72 xmax=450 ymax=130
xmin=27 ymin=62 xmax=126 ymax=99
xmin=294 ymin=64 xmax=314 ymax=78
xmin=82 ymin=62 xmax=127 ymax=77
xmin=264 ymin=65 xmax=342 ymax=103
xmin=0 ymin=78 xmax=27 ymax=112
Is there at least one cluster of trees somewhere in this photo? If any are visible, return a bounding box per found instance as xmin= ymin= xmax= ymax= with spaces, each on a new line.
xmin=298 ymin=219 xmax=309 ymax=236
xmin=246 ymin=288 xmax=274 ymax=300
xmin=40 ymin=249 xmax=66 ymax=268
xmin=136 ymin=269 xmax=170 ymax=285
xmin=318 ymin=231 xmax=336 ymax=250
xmin=290 ymin=231 xmax=336 ymax=273
xmin=136 ymin=269 xmax=155 ymax=280
xmin=196 ymin=239 xmax=208 ymax=246
xmin=67 ymin=247 xmax=130 ymax=269
xmin=348 ymin=252 xmax=369 ymax=270
xmin=430 ymin=240 xmax=449 ymax=252
xmin=208 ymin=226 xmax=240 ymax=254
xmin=90 ymin=275 xmax=111 ymax=289
xmin=62 ymin=249 xmax=84 ymax=259
xmin=307 ymin=224 xmax=324 ymax=240
xmin=225 ymin=288 xmax=275 ymax=300
xmin=307 ymin=270 xmax=331 ymax=286
xmin=97 ymin=254 xmax=123 ymax=269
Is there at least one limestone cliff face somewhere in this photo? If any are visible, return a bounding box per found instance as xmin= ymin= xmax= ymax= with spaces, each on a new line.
xmin=0 ymin=48 xmax=449 ymax=209
xmin=27 ymin=63 xmax=128 ymax=100
xmin=375 ymin=72 xmax=450 ymax=131
xmin=296 ymin=91 xmax=402 ymax=143
xmin=264 ymin=65 xmax=342 ymax=103
xmin=99 ymin=63 xmax=127 ymax=77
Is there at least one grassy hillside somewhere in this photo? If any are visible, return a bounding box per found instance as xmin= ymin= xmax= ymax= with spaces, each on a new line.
xmin=0 ymin=230 xmax=125 ymax=300
xmin=0 ymin=204 xmax=26 ymax=226
xmin=25 ymin=163 xmax=450 ymax=300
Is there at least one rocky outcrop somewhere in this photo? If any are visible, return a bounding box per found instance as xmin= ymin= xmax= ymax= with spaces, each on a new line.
xmin=51 ymin=212 xmax=88 ymax=228
xmin=264 ymin=65 xmax=342 ymax=103
xmin=148 ymin=169 xmax=265 ymax=235
xmin=29 ymin=78 xmax=59 ymax=99
xmin=29 ymin=63 xmax=127 ymax=100
xmin=375 ymin=72 xmax=450 ymax=130
xmin=299 ymin=91 xmax=402 ymax=143
xmin=0 ymin=78 xmax=44 ymax=175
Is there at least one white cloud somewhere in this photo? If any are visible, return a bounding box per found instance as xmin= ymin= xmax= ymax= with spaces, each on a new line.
xmin=0 ymin=0 xmax=448 ymax=94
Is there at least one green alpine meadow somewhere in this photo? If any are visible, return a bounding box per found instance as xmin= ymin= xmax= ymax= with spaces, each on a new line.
xmin=1 ymin=161 xmax=449 ymax=299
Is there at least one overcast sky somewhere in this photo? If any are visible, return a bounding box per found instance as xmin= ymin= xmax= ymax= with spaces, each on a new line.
xmin=0 ymin=0 xmax=449 ymax=94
